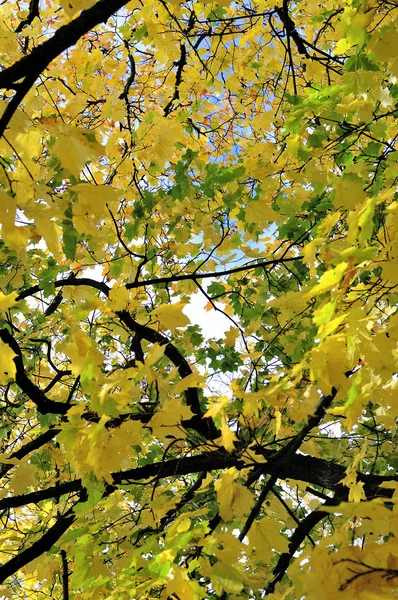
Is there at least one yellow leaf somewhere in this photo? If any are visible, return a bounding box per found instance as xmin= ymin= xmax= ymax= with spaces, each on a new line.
xmin=215 ymin=468 xmax=253 ymax=521
xmin=318 ymin=313 xmax=347 ymax=340
xmin=220 ymin=417 xmax=238 ymax=452
xmin=0 ymin=291 xmax=18 ymax=312
xmin=245 ymin=200 xmax=277 ymax=227
xmin=0 ymin=339 xmax=16 ymax=382
xmin=145 ymin=342 xmax=166 ymax=367
xmin=53 ymin=125 xmax=102 ymax=176
xmin=108 ymin=286 xmax=130 ymax=311
xmin=348 ymin=480 xmax=366 ymax=503
xmin=174 ymin=371 xmax=204 ymax=394
xmin=10 ymin=460 xmax=37 ymax=494
xmin=59 ymin=0 xmax=97 ymax=19
xmin=165 ymin=565 xmax=203 ymax=600
xmin=149 ymin=397 xmax=194 ymax=442
xmin=310 ymin=335 xmax=351 ymax=394
xmin=152 ymin=302 xmax=191 ymax=333
xmin=57 ymin=329 xmax=104 ymax=378
xmin=204 ymin=395 xmax=230 ymax=418
xmin=275 ymin=408 xmax=282 ymax=438
xmin=0 ymin=100 xmax=29 ymax=132
xmin=166 ymin=516 xmax=192 ymax=540
xmin=210 ymin=564 xmax=244 ymax=595
xmin=305 ymin=262 xmax=348 ymax=298
xmin=320 ymin=498 xmax=386 ymax=517
xmin=249 ymin=518 xmax=289 ymax=560
xmin=313 ymin=300 xmax=337 ymax=326
xmin=334 ymin=175 xmax=367 ymax=210
xmin=35 ymin=215 xmax=62 ymax=259
xmin=224 ymin=327 xmax=239 ymax=347
xmin=303 ymin=238 xmax=323 ymax=278
xmin=72 ymin=183 xmax=120 ymax=218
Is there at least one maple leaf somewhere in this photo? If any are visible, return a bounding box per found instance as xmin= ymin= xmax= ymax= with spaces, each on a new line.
xmin=152 ymin=302 xmax=191 ymax=333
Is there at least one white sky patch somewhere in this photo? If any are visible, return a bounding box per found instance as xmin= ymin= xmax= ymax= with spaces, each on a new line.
xmin=183 ymin=291 xmax=231 ymax=339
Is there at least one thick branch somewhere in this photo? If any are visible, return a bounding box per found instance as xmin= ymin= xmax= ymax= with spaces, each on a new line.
xmin=0 ymin=0 xmax=130 ymax=87
xmin=0 ymin=427 xmax=60 ymax=480
xmin=239 ymin=475 xmax=278 ymax=541
xmin=0 ymin=0 xmax=132 ymax=136
xmin=275 ymin=387 xmax=338 ymax=461
xmin=0 ymin=329 xmax=70 ymax=415
xmin=0 ymin=503 xmax=77 ymax=584
xmin=118 ymin=40 xmax=137 ymax=101
xmin=0 ymin=447 xmax=394 ymax=513
xmin=0 ymin=480 xmax=81 ymax=511
xmin=61 ymin=549 xmax=69 ymax=600
xmin=253 ymin=446 xmax=396 ymax=500
xmin=116 ymin=310 xmax=219 ymax=439
xmin=275 ymin=1 xmax=308 ymax=56
xmin=16 ymin=277 xmax=110 ymax=301
xmin=117 ymin=311 xmax=200 ymax=412
xmin=266 ymin=496 xmax=339 ymax=594
xmin=274 ymin=365 xmax=360 ymax=464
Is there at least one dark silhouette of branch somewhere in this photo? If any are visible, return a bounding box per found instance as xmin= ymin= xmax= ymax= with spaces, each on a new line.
xmin=29 ymin=337 xmax=71 ymax=375
xmin=0 ymin=428 xmax=60 ymax=480
xmin=275 ymin=0 xmax=308 ymax=57
xmin=15 ymin=0 xmax=40 ymax=33
xmin=266 ymin=496 xmax=340 ymax=594
xmin=164 ymin=43 xmax=187 ymax=116
xmin=124 ymin=255 xmax=304 ymax=289
xmin=0 ymin=445 xmax=394 ymax=521
xmin=0 ymin=502 xmax=78 ymax=584
xmin=0 ymin=329 xmax=70 ymax=415
xmin=118 ymin=40 xmax=137 ymax=101
xmin=0 ymin=480 xmax=81 ymax=511
xmin=0 ymin=0 xmax=134 ymax=136
xmin=61 ymin=549 xmax=69 ymax=600
xmin=15 ymin=255 xmax=303 ymax=303
xmin=116 ymin=310 xmax=220 ymax=439
xmin=273 ymin=362 xmax=361 ymax=465
xmin=274 ymin=387 xmax=338 ymax=462
xmin=238 ymin=475 xmax=278 ymax=542
xmin=107 ymin=205 xmax=145 ymax=258
xmin=16 ymin=277 xmax=110 ymax=301
xmin=44 ymin=291 xmax=63 ymax=316
xmin=0 ymin=73 xmax=37 ymax=135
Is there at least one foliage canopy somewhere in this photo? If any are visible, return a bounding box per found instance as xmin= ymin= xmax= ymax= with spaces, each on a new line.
xmin=0 ymin=0 xmax=398 ymax=598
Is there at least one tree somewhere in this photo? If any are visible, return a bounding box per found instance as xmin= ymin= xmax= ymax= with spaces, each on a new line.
xmin=0 ymin=0 xmax=397 ymax=597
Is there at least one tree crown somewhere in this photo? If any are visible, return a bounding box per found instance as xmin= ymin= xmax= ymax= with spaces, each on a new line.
xmin=0 ymin=0 xmax=397 ymax=598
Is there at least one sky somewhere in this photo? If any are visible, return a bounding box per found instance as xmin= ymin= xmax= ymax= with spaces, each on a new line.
xmin=183 ymin=289 xmax=231 ymax=339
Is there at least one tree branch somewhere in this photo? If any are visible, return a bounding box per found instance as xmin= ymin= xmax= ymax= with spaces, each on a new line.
xmin=60 ymin=549 xmax=69 ymax=600
xmin=239 ymin=475 xmax=278 ymax=541
xmin=0 ymin=427 xmax=60 ymax=480
xmin=164 ymin=43 xmax=187 ymax=116
xmin=15 ymin=255 xmax=303 ymax=303
xmin=0 ymin=0 xmax=133 ymax=136
xmin=0 ymin=502 xmax=78 ymax=584
xmin=116 ymin=310 xmax=219 ymax=439
xmin=266 ymin=496 xmax=340 ymax=594
xmin=15 ymin=0 xmax=40 ymax=33
xmin=124 ymin=255 xmax=303 ymax=289
xmin=0 ymin=480 xmax=81 ymax=511
xmin=0 ymin=446 xmax=394 ymax=521
xmin=0 ymin=329 xmax=70 ymax=415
